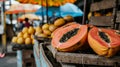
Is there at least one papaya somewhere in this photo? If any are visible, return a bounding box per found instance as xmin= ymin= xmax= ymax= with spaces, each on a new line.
xmin=25 ymin=37 xmax=32 ymax=45
xmin=22 ymin=27 xmax=28 ymax=34
xmin=42 ymin=23 xmax=49 ymax=30
xmin=12 ymin=37 xmax=18 ymax=43
xmin=52 ymin=23 xmax=88 ymax=52
xmin=17 ymin=32 xmax=23 ymax=37
xmin=17 ymin=37 xmax=24 ymax=44
xmin=49 ymin=24 xmax=57 ymax=32
xmin=106 ymin=12 xmax=112 ymax=16
xmin=52 ymin=22 xmax=77 ymax=37
xmin=63 ymin=15 xmax=74 ymax=22
xmin=54 ymin=18 xmax=65 ymax=27
xmin=28 ymin=26 xmax=35 ymax=34
xmin=37 ymin=33 xmax=48 ymax=38
xmin=88 ymin=12 xmax=92 ymax=20
xmin=88 ymin=27 xmax=120 ymax=57
xmin=35 ymin=26 xmax=42 ymax=33
xmin=94 ymin=12 xmax=101 ymax=16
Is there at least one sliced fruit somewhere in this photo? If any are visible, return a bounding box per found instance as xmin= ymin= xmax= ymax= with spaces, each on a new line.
xmin=88 ymin=27 xmax=120 ymax=57
xmin=52 ymin=23 xmax=88 ymax=52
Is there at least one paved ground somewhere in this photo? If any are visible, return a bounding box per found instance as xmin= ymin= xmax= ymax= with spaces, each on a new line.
xmin=0 ymin=41 xmax=17 ymax=67
xmin=0 ymin=55 xmax=17 ymax=67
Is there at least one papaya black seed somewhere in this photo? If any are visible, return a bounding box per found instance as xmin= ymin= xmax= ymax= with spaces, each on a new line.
xmin=60 ymin=28 xmax=79 ymax=43
xmin=99 ymin=31 xmax=110 ymax=43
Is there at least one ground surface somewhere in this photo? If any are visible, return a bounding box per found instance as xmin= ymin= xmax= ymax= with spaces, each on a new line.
xmin=0 ymin=40 xmax=17 ymax=67
xmin=0 ymin=55 xmax=17 ymax=67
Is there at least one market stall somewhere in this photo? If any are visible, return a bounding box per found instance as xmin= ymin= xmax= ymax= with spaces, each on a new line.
xmin=33 ymin=0 xmax=120 ymax=67
xmin=13 ymin=0 xmax=120 ymax=67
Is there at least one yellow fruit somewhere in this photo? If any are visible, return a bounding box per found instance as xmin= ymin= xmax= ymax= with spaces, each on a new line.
xmin=28 ymin=26 xmax=35 ymax=34
xmin=88 ymin=12 xmax=92 ymax=20
xmin=42 ymin=24 xmax=49 ymax=30
xmin=37 ymin=33 xmax=48 ymax=38
xmin=25 ymin=37 xmax=32 ymax=45
xmin=23 ymin=33 xmax=30 ymax=39
xmin=106 ymin=12 xmax=112 ymax=16
xmin=32 ymin=39 xmax=34 ymax=45
xmin=54 ymin=18 xmax=65 ymax=27
xmin=22 ymin=27 xmax=28 ymax=33
xmin=17 ymin=32 xmax=23 ymax=37
xmin=35 ymin=26 xmax=42 ymax=33
xmin=94 ymin=12 xmax=101 ymax=16
xmin=35 ymin=31 xmax=42 ymax=36
xmin=31 ymin=34 xmax=34 ymax=39
xmin=51 ymin=32 xmax=54 ymax=38
xmin=63 ymin=15 xmax=74 ymax=22
xmin=43 ymin=29 xmax=51 ymax=35
xmin=12 ymin=36 xmax=18 ymax=43
xmin=17 ymin=37 xmax=24 ymax=44
xmin=49 ymin=24 xmax=57 ymax=32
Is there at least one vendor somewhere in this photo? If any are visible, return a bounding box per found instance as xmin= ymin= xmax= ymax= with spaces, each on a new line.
xmin=23 ymin=18 xmax=31 ymax=28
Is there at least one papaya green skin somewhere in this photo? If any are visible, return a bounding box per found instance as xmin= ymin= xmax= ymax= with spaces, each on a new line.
xmin=52 ymin=23 xmax=88 ymax=52
xmin=88 ymin=27 xmax=120 ymax=57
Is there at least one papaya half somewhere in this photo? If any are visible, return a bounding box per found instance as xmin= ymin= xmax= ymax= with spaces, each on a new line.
xmin=88 ymin=27 xmax=120 ymax=57
xmin=51 ymin=23 xmax=88 ymax=52
xmin=52 ymin=22 xmax=77 ymax=38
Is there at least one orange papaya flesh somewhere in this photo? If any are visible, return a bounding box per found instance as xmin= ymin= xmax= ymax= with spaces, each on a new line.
xmin=58 ymin=31 xmax=88 ymax=52
xmin=52 ymin=22 xmax=78 ymax=37
xmin=52 ymin=23 xmax=88 ymax=52
xmin=88 ymin=27 xmax=120 ymax=57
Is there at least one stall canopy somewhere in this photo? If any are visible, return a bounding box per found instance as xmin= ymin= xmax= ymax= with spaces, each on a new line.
xmin=35 ymin=3 xmax=83 ymax=17
xmin=17 ymin=0 xmax=76 ymax=7
xmin=17 ymin=13 xmax=40 ymax=21
xmin=5 ymin=4 xmax=40 ymax=14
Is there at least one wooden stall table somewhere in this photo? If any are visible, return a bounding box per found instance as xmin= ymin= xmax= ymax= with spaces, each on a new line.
xmin=12 ymin=44 xmax=35 ymax=67
xmin=33 ymin=36 xmax=120 ymax=67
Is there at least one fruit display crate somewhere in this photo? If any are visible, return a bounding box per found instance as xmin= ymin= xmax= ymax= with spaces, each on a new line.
xmin=90 ymin=0 xmax=116 ymax=12
xmin=17 ymin=50 xmax=36 ymax=67
xmin=89 ymin=16 xmax=113 ymax=27
xmin=34 ymin=39 xmax=62 ymax=67
xmin=115 ymin=11 xmax=120 ymax=29
xmin=46 ymin=44 xmax=120 ymax=67
xmin=11 ymin=43 xmax=33 ymax=51
xmin=89 ymin=0 xmax=116 ymax=28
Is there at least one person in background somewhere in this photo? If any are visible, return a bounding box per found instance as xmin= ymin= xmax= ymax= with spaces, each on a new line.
xmin=24 ymin=18 xmax=31 ymax=28
xmin=18 ymin=20 xmax=24 ymax=31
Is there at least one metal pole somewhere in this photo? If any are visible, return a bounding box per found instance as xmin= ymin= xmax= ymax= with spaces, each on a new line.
xmin=82 ymin=0 xmax=87 ymax=24
xmin=41 ymin=0 xmax=44 ymax=24
xmin=46 ymin=0 xmax=48 ymax=23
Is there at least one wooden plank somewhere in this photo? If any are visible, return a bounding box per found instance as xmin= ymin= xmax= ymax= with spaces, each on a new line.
xmin=116 ymin=11 xmax=120 ymax=23
xmin=90 ymin=0 xmax=116 ymax=12
xmin=89 ymin=16 xmax=113 ymax=27
xmin=47 ymin=45 xmax=120 ymax=66
xmin=39 ymin=44 xmax=53 ymax=67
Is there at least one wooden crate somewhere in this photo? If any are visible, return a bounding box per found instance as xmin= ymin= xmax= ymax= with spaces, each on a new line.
xmin=23 ymin=58 xmax=36 ymax=67
xmin=115 ymin=11 xmax=120 ymax=30
xmin=90 ymin=0 xmax=116 ymax=12
xmin=22 ymin=50 xmax=36 ymax=67
xmin=89 ymin=16 xmax=113 ymax=27
xmin=33 ymin=41 xmax=61 ymax=67
xmin=89 ymin=0 xmax=117 ymax=29
xmin=46 ymin=45 xmax=120 ymax=67
xmin=22 ymin=50 xmax=34 ymax=60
